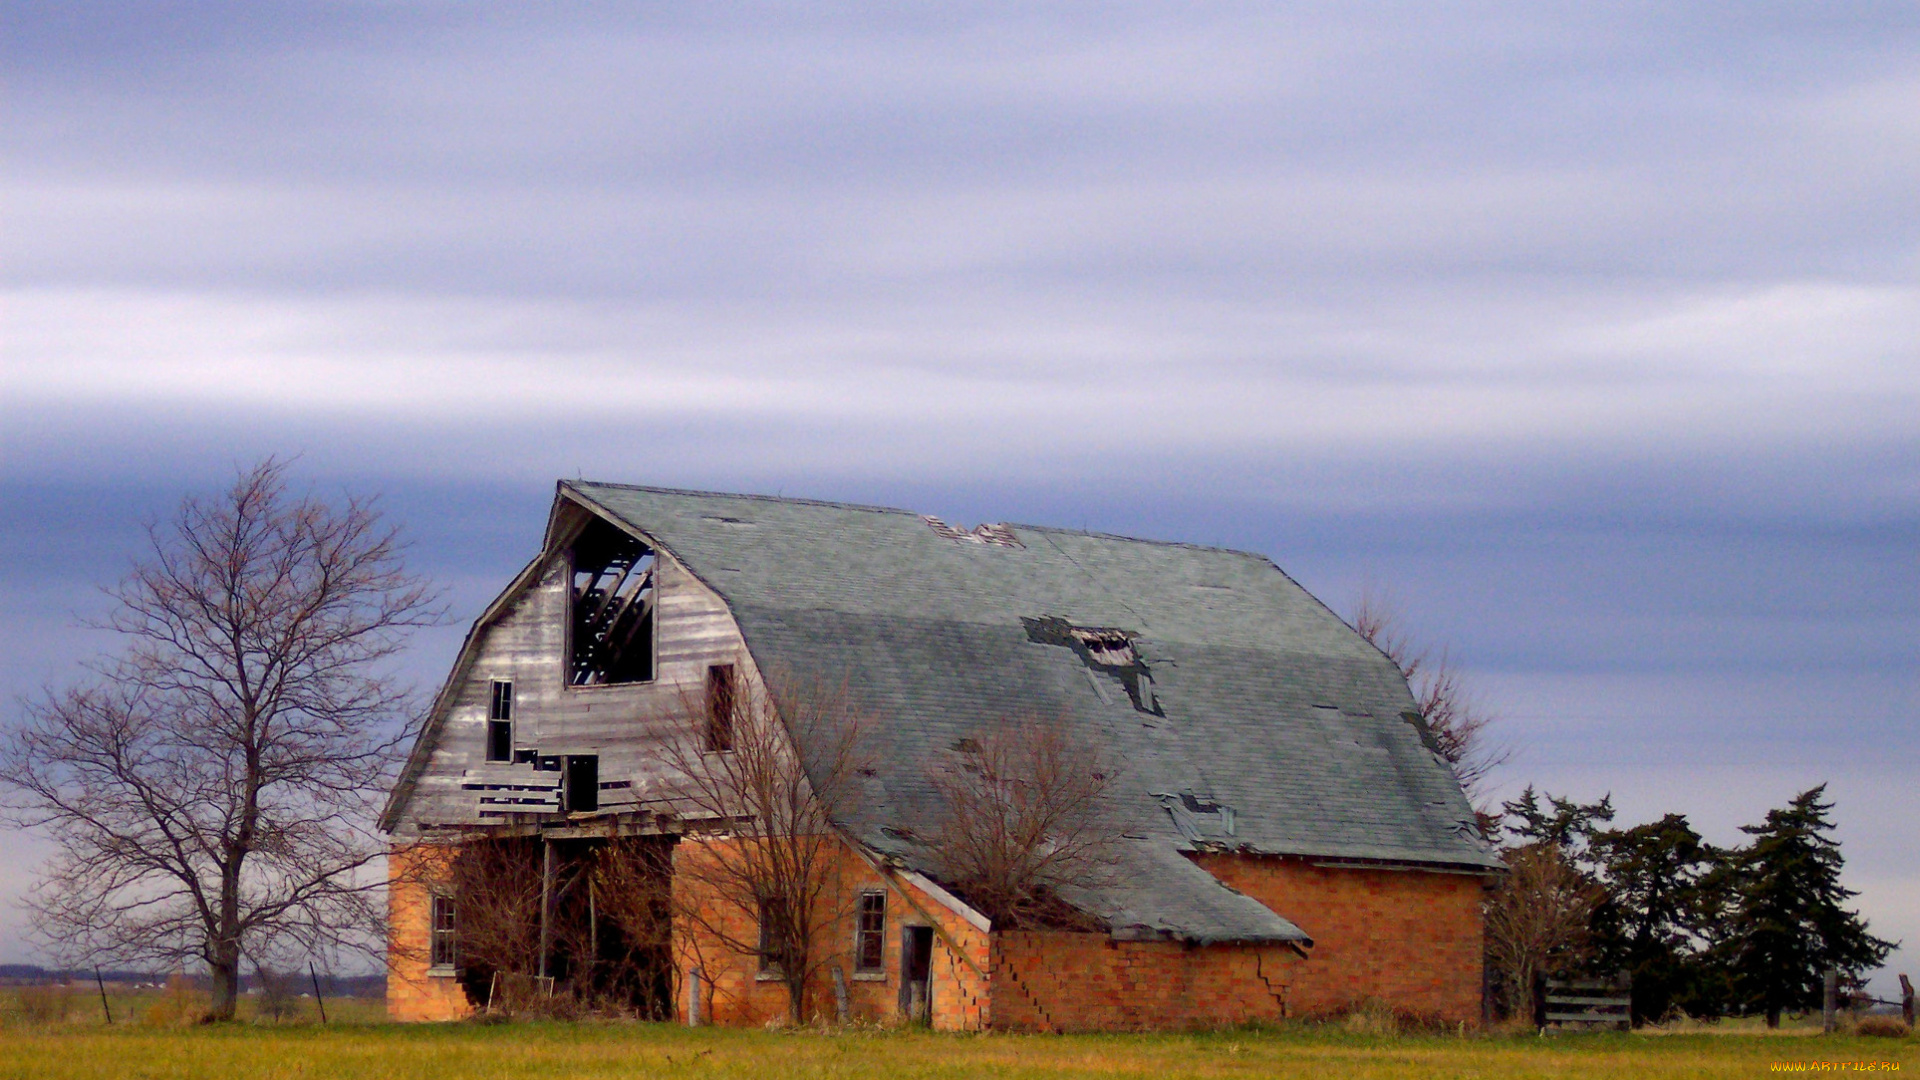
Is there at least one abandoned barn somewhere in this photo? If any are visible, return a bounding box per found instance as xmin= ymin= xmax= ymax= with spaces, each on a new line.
xmin=382 ymin=482 xmax=1501 ymax=1030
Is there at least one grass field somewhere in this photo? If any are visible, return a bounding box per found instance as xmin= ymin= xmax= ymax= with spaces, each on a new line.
xmin=2 ymin=991 xmax=1912 ymax=1079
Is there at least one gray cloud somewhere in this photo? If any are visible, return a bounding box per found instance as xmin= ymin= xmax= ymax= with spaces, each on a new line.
xmin=1 ymin=2 xmax=1914 ymax=989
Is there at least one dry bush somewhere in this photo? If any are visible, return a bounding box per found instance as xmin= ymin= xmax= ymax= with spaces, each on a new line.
xmin=1339 ymin=999 xmax=1401 ymax=1038
xmin=1332 ymin=999 xmax=1459 ymax=1038
xmin=926 ymin=714 xmax=1118 ymax=930
xmin=447 ymin=836 xmax=550 ymax=1011
xmin=15 ymin=983 xmax=75 ymax=1026
xmin=140 ymin=973 xmax=205 ymax=1027
xmin=1855 ymin=1014 xmax=1912 ymax=1038
xmin=1484 ymin=842 xmax=1604 ymax=1016
xmin=252 ymin=968 xmax=300 ymax=1023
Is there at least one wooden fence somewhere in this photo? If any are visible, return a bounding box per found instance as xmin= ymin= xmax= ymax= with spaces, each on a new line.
xmin=1533 ymin=974 xmax=1631 ymax=1032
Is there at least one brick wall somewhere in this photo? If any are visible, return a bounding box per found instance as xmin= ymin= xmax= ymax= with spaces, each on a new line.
xmin=991 ymin=932 xmax=1299 ymax=1031
xmin=1191 ymin=853 xmax=1487 ymax=1022
xmin=670 ymin=835 xmax=991 ymax=1030
xmin=386 ymin=843 xmax=473 ymax=1022
xmin=385 ymin=839 xmax=1484 ymax=1029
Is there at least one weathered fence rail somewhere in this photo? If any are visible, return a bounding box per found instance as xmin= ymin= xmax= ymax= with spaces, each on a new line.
xmin=1534 ymin=974 xmax=1631 ymax=1031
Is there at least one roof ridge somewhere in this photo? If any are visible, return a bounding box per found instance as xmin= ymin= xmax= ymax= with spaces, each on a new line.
xmin=567 ymin=481 xmax=1280 ymax=560
xmin=1008 ymin=521 xmax=1272 ymax=559
xmin=565 ymin=480 xmax=916 ymax=518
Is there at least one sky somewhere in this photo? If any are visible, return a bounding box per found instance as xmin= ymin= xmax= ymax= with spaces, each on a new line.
xmin=2 ymin=3 xmax=1914 ymax=997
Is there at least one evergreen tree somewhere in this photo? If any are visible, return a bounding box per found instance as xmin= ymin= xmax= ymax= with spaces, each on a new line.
xmin=1718 ymin=785 xmax=1893 ymax=1027
xmin=1501 ymin=786 xmax=1614 ymax=854
xmin=1589 ymin=813 xmax=1719 ymax=1022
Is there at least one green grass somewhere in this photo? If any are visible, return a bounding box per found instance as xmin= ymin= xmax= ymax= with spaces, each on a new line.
xmin=0 ymin=1014 xmax=1912 ymax=1080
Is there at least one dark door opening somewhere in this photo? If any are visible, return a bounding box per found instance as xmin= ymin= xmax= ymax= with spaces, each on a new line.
xmin=899 ymin=925 xmax=934 ymax=1023
xmin=563 ymin=755 xmax=599 ymax=814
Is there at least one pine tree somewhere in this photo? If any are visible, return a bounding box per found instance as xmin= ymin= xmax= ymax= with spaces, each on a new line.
xmin=1719 ymin=785 xmax=1894 ymax=1027
xmin=1589 ymin=813 xmax=1718 ymax=1022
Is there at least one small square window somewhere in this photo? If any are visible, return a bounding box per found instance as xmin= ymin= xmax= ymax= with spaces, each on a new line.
xmin=855 ymin=891 xmax=886 ymax=973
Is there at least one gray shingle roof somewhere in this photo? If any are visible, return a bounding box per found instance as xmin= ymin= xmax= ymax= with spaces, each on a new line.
xmin=568 ymin=482 xmax=1499 ymax=945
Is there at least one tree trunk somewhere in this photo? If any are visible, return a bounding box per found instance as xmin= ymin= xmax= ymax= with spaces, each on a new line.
xmin=787 ymin=972 xmax=806 ymax=1025
xmin=206 ymin=948 xmax=241 ymax=1021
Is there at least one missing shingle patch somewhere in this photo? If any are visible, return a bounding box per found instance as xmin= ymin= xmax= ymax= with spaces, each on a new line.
xmin=1024 ymin=615 xmax=1163 ymax=716
xmin=922 ymin=516 xmax=1023 ymax=547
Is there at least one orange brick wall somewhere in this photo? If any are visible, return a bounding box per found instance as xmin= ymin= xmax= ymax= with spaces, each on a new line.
xmin=671 ymin=835 xmax=990 ymax=1030
xmin=1191 ymin=853 xmax=1487 ymax=1022
xmin=384 ymin=838 xmax=1484 ymax=1029
xmin=386 ymin=843 xmax=474 ymax=1022
xmin=991 ymin=932 xmax=1300 ymax=1031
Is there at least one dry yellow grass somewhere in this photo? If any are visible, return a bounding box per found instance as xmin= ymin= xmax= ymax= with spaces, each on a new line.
xmin=0 ymin=1018 xmax=1912 ymax=1080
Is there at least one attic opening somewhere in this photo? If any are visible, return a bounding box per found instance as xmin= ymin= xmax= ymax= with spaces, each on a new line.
xmin=568 ymin=518 xmax=656 ymax=686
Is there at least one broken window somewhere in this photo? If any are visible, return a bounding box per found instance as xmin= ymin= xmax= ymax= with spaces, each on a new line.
xmin=429 ymin=893 xmax=457 ymax=969
xmin=855 ymin=891 xmax=887 ymax=973
xmin=486 ymin=680 xmax=513 ymax=763
xmin=705 ymin=664 xmax=736 ymax=753
xmin=568 ymin=519 xmax=656 ymax=686
xmin=562 ymin=755 xmax=599 ymax=814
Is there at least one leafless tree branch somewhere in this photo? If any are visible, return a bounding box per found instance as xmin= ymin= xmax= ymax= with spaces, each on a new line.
xmin=0 ymin=458 xmax=444 ymax=1020
xmin=656 ymin=670 xmax=868 ymax=1025
xmin=1351 ymin=588 xmax=1511 ymax=801
xmin=925 ymin=714 xmax=1118 ymax=930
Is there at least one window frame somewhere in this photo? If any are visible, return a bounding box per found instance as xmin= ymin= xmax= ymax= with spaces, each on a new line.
xmin=563 ymin=538 xmax=659 ymax=690
xmin=428 ymin=892 xmax=457 ymax=972
xmin=756 ymin=894 xmax=789 ymax=976
xmin=704 ymin=664 xmax=736 ymax=753
xmin=854 ymin=890 xmax=887 ymax=975
xmin=485 ymin=679 xmax=513 ymax=763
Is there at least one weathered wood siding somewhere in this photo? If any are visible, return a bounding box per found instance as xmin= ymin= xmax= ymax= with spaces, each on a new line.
xmin=399 ymin=536 xmax=748 ymax=829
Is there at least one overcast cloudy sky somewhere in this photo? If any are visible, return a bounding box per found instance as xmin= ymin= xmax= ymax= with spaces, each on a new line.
xmin=3 ymin=3 xmax=1915 ymax=994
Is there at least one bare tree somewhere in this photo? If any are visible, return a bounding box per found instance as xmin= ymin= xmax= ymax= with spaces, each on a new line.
xmin=926 ymin=715 xmax=1118 ymax=930
xmin=0 ymin=460 xmax=441 ymax=1021
xmin=658 ymin=671 xmax=868 ymax=1024
xmin=1350 ymin=589 xmax=1509 ymax=800
xmin=1484 ymin=842 xmax=1605 ymax=1016
xmin=442 ymin=836 xmax=548 ymax=1011
xmin=441 ymin=834 xmax=674 ymax=1018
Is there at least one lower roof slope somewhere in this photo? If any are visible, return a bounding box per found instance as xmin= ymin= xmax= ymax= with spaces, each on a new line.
xmin=568 ymin=483 xmax=1499 ymax=945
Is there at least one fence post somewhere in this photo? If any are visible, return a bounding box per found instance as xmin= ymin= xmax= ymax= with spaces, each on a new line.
xmin=309 ymin=962 xmax=328 ymax=1024
xmin=1900 ymin=974 xmax=1913 ymax=1028
xmin=1822 ymin=968 xmax=1838 ymax=1033
xmin=93 ymin=960 xmax=111 ymax=1022
xmin=686 ymin=967 xmax=702 ymax=1027
xmin=1531 ymin=971 xmax=1547 ymax=1032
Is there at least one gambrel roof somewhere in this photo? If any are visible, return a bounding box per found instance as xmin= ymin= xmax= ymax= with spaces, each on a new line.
xmin=388 ymin=481 xmax=1498 ymax=946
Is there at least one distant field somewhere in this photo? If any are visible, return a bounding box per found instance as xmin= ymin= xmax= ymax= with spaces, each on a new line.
xmin=1 ymin=1006 xmax=1912 ymax=1080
